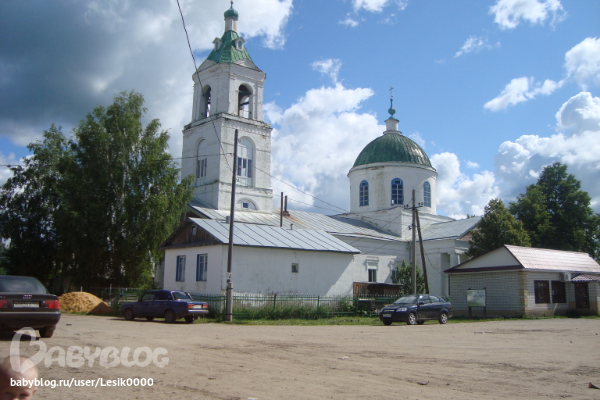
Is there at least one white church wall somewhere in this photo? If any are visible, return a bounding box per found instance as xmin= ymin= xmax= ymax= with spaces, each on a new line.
xmin=417 ymin=239 xmax=469 ymax=297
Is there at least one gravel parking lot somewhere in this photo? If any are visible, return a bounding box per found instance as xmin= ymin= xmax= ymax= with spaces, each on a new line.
xmin=2 ymin=314 xmax=599 ymax=399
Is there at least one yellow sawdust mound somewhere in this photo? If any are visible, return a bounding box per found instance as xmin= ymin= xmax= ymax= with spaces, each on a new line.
xmin=59 ymin=292 xmax=114 ymax=315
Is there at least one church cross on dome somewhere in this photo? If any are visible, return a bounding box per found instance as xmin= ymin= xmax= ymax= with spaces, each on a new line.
xmin=388 ymin=86 xmax=396 ymax=118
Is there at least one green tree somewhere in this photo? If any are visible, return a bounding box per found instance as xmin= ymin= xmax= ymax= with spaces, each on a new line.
xmin=391 ymin=260 xmax=426 ymax=295
xmin=467 ymin=198 xmax=531 ymax=258
xmin=510 ymin=162 xmax=599 ymax=259
xmin=0 ymin=92 xmax=193 ymax=288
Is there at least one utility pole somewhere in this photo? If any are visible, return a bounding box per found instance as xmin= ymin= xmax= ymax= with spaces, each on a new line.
xmin=415 ymin=208 xmax=429 ymax=294
xmin=411 ymin=189 xmax=417 ymax=295
xmin=225 ymin=129 xmax=239 ymax=322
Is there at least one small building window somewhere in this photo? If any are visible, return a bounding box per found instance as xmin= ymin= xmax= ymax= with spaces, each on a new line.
xmin=237 ymin=138 xmax=253 ymax=186
xmin=291 ymin=263 xmax=299 ymax=273
xmin=423 ymin=181 xmax=431 ymax=208
xmin=368 ymin=269 xmax=377 ymax=282
xmin=238 ymin=84 xmax=251 ymax=119
xmin=176 ymin=256 xmax=186 ymax=282
xmin=391 ymin=178 xmax=403 ymax=206
xmin=359 ymin=180 xmax=369 ymax=207
xmin=551 ymin=281 xmax=566 ymax=303
xmin=196 ymin=254 xmax=207 ymax=282
xmin=534 ymin=280 xmax=550 ymax=304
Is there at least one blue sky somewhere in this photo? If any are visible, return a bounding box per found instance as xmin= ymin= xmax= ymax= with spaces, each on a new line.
xmin=1 ymin=0 xmax=599 ymax=217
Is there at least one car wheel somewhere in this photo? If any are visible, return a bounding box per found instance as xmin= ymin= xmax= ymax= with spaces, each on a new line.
xmin=417 ymin=320 xmax=425 ymax=325
xmin=145 ymin=317 xmax=154 ymax=321
xmin=184 ymin=316 xmax=194 ymax=324
xmin=407 ymin=313 xmax=417 ymax=325
xmin=164 ymin=310 xmax=177 ymax=323
xmin=383 ymin=320 xmax=393 ymax=326
xmin=438 ymin=312 xmax=449 ymax=324
xmin=39 ymin=326 xmax=55 ymax=338
xmin=123 ymin=308 xmax=134 ymax=321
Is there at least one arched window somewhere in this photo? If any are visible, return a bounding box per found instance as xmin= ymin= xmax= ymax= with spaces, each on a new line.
xmin=196 ymin=140 xmax=208 ymax=178
xmin=391 ymin=178 xmax=403 ymax=206
xmin=238 ymin=85 xmax=251 ymax=119
xmin=423 ymin=181 xmax=431 ymax=208
xmin=237 ymin=138 xmax=253 ymax=187
xmin=359 ymin=180 xmax=369 ymax=207
xmin=236 ymin=199 xmax=257 ymax=210
xmin=203 ymin=86 xmax=211 ymax=118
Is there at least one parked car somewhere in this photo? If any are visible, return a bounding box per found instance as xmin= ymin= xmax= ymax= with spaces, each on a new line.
xmin=0 ymin=275 xmax=61 ymax=338
xmin=379 ymin=294 xmax=452 ymax=326
xmin=120 ymin=290 xmax=209 ymax=323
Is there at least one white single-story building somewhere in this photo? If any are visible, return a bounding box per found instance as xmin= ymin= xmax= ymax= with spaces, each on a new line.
xmin=445 ymin=245 xmax=600 ymax=317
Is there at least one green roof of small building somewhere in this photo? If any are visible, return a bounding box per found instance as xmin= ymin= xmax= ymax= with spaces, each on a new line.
xmin=206 ymin=30 xmax=252 ymax=64
xmin=353 ymin=132 xmax=433 ymax=168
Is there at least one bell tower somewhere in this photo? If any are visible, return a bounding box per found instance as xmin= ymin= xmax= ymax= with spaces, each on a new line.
xmin=181 ymin=3 xmax=273 ymax=212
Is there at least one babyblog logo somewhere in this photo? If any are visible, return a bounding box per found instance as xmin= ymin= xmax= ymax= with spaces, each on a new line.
xmin=10 ymin=328 xmax=169 ymax=372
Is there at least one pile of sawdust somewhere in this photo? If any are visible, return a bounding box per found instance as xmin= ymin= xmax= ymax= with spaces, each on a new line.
xmin=59 ymin=292 xmax=114 ymax=315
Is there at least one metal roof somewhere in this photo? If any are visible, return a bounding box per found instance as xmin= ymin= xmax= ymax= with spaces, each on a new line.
xmin=353 ymin=132 xmax=433 ymax=168
xmin=571 ymin=274 xmax=600 ymax=282
xmin=505 ymin=245 xmax=600 ymax=273
xmin=420 ymin=216 xmax=481 ymax=241
xmin=189 ymin=206 xmax=400 ymax=241
xmin=190 ymin=218 xmax=361 ymax=254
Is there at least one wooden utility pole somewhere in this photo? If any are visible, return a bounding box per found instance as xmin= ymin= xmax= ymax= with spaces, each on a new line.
xmin=225 ymin=129 xmax=239 ymax=322
xmin=415 ymin=208 xmax=429 ymax=294
xmin=411 ymin=189 xmax=417 ymax=295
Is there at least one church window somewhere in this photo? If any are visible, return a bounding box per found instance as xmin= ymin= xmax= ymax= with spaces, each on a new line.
xmin=237 ymin=138 xmax=253 ymax=187
xmin=236 ymin=199 xmax=257 ymax=210
xmin=176 ymin=256 xmax=186 ymax=282
xmin=238 ymin=85 xmax=251 ymax=119
xmin=423 ymin=181 xmax=431 ymax=208
xmin=368 ymin=269 xmax=377 ymax=282
xmin=196 ymin=140 xmax=208 ymax=178
xmin=203 ymin=86 xmax=211 ymax=118
xmin=359 ymin=180 xmax=369 ymax=207
xmin=196 ymin=254 xmax=207 ymax=282
xmin=391 ymin=178 xmax=403 ymax=206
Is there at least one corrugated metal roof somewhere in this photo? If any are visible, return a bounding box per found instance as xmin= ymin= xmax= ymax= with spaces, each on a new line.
xmin=189 ymin=206 xmax=400 ymax=241
xmin=190 ymin=218 xmax=361 ymax=253
xmin=571 ymin=274 xmax=600 ymax=282
xmin=420 ymin=216 xmax=481 ymax=240
xmin=505 ymin=245 xmax=600 ymax=273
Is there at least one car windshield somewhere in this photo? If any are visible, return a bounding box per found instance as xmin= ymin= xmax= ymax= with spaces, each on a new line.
xmin=393 ymin=295 xmax=418 ymax=304
xmin=172 ymin=291 xmax=192 ymax=300
xmin=0 ymin=277 xmax=48 ymax=294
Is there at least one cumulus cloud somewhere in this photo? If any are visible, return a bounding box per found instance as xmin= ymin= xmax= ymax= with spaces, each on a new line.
xmin=489 ymin=0 xmax=566 ymax=30
xmin=339 ymin=17 xmax=359 ymax=27
xmin=484 ymin=77 xmax=562 ymax=111
xmin=352 ymin=0 xmax=408 ymax=13
xmin=564 ymin=37 xmax=600 ymax=90
xmin=265 ymin=83 xmax=379 ymax=212
xmin=311 ymin=59 xmax=343 ymax=84
xmin=494 ymin=91 xmax=600 ymax=211
xmin=0 ymin=0 xmax=293 ymax=159
xmin=431 ymin=153 xmax=500 ymax=219
xmin=454 ymin=36 xmax=498 ymax=58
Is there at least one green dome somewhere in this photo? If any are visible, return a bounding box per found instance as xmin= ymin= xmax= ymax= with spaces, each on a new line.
xmin=224 ymin=7 xmax=239 ymax=19
xmin=353 ymin=132 xmax=433 ymax=168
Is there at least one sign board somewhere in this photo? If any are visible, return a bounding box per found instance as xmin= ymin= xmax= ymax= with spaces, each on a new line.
xmin=467 ymin=289 xmax=486 ymax=307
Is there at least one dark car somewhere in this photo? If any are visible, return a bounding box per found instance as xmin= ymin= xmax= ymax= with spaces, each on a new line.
xmin=379 ymin=294 xmax=452 ymax=326
xmin=0 ymin=275 xmax=61 ymax=338
xmin=120 ymin=289 xmax=209 ymax=323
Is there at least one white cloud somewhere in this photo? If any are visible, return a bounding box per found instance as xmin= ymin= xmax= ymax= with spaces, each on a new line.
xmin=484 ymin=77 xmax=562 ymax=111
xmin=431 ymin=153 xmax=500 ymax=219
xmin=466 ymin=161 xmax=480 ymax=169
xmin=352 ymin=0 xmax=408 ymax=13
xmin=0 ymin=151 xmax=20 ymax=187
xmin=311 ymin=59 xmax=342 ymax=84
xmin=489 ymin=0 xmax=566 ymax=30
xmin=454 ymin=36 xmax=497 ymax=58
xmin=494 ymin=91 xmax=600 ymax=211
xmin=265 ymin=83 xmax=379 ymax=212
xmin=339 ymin=17 xmax=359 ymax=27
xmin=564 ymin=37 xmax=600 ymax=90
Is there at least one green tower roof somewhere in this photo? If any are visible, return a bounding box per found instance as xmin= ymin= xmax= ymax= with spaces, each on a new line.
xmin=353 ymin=132 xmax=433 ymax=168
xmin=206 ymin=30 xmax=252 ymax=64
xmin=224 ymin=7 xmax=238 ymax=19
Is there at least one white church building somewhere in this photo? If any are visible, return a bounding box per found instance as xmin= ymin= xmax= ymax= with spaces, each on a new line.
xmin=159 ymin=5 xmax=480 ymax=297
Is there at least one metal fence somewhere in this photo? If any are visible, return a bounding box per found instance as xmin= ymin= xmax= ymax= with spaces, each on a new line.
xmin=190 ymin=293 xmax=398 ymax=319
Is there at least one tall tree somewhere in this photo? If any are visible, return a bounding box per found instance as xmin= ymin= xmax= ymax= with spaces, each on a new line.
xmin=510 ymin=162 xmax=599 ymax=259
xmin=0 ymin=92 xmax=193 ymax=288
xmin=467 ymin=198 xmax=531 ymax=258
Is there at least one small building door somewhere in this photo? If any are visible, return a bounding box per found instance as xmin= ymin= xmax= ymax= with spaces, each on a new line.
xmin=574 ymin=283 xmax=590 ymax=309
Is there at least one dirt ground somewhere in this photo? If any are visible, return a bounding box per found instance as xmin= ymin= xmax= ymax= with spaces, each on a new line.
xmin=1 ymin=314 xmax=599 ymax=399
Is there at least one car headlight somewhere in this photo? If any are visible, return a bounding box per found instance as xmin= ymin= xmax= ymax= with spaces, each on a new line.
xmin=395 ymin=308 xmax=407 ymax=312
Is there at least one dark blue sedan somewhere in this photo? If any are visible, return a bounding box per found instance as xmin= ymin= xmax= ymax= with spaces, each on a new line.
xmin=379 ymin=294 xmax=452 ymax=326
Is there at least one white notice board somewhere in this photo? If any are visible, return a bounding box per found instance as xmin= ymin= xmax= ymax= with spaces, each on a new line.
xmin=467 ymin=289 xmax=486 ymax=307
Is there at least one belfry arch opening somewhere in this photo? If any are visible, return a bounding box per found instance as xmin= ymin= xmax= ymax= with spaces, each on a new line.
xmin=202 ymin=85 xmax=211 ymax=119
xmin=238 ymin=85 xmax=252 ymax=119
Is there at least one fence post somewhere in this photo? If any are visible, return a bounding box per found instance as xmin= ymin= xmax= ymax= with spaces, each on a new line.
xmin=273 ymin=293 xmax=277 ymax=314
xmin=317 ymin=296 xmax=320 ymax=317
